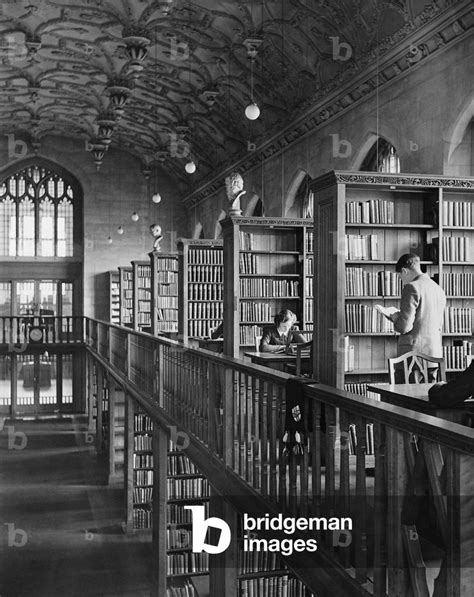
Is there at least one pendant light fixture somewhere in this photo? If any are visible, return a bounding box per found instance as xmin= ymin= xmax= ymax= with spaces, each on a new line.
xmin=244 ymin=38 xmax=262 ymax=121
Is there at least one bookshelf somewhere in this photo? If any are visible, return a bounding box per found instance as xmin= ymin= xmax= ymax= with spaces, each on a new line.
xmin=177 ymin=238 xmax=223 ymax=343
xmin=221 ymin=217 xmax=313 ymax=358
xmin=311 ymin=171 xmax=474 ymax=392
xmin=125 ymin=399 xmax=154 ymax=532
xmin=106 ymin=270 xmax=120 ymax=324
xmin=107 ymin=385 xmax=125 ymax=485
xmin=132 ymin=260 xmax=152 ymax=334
xmin=118 ymin=266 xmax=133 ymax=328
xmin=150 ymin=252 xmax=179 ymax=336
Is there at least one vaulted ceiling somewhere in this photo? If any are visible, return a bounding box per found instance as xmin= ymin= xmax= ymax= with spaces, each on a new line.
xmin=0 ymin=0 xmax=456 ymax=190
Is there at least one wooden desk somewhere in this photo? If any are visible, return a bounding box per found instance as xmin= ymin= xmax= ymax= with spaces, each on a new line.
xmin=244 ymin=351 xmax=310 ymax=373
xmin=368 ymin=383 xmax=474 ymax=423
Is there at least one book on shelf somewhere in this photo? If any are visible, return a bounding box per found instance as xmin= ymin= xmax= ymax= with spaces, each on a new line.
xmin=343 ymin=337 xmax=354 ymax=372
xmin=345 ymin=234 xmax=379 ymax=260
xmin=443 ymin=340 xmax=473 ymax=370
xmin=442 ymin=200 xmax=474 ymax=227
xmin=345 ymin=304 xmax=395 ymax=333
xmin=440 ymin=272 xmax=473 ymax=296
xmin=443 ymin=307 xmax=473 ymax=334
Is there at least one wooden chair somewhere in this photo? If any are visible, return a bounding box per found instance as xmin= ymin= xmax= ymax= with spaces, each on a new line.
xmin=388 ymin=351 xmax=446 ymax=384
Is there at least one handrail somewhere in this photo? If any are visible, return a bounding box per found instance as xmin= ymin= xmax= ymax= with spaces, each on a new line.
xmin=83 ymin=317 xmax=474 ymax=597
xmin=0 ymin=315 xmax=84 ymax=346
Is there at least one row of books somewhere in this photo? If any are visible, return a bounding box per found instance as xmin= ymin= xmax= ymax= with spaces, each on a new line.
xmin=133 ymin=487 xmax=153 ymax=504
xmin=438 ymin=272 xmax=473 ymax=296
xmin=239 ymin=576 xmax=314 ymax=597
xmin=134 ymin=434 xmax=153 ymax=451
xmin=239 ymin=551 xmax=282 ymax=574
xmin=240 ymin=231 xmax=254 ymax=251
xmin=304 ymin=278 xmax=313 ymax=296
xmin=240 ymin=278 xmax=299 ymax=297
xmin=167 ymin=477 xmax=210 ymax=500
xmin=135 ymin=469 xmax=153 ymax=486
xmin=345 ymin=268 xmax=402 ymax=297
xmin=137 ymin=313 xmax=151 ymax=325
xmin=156 ymin=272 xmax=178 ymax=283
xmin=442 ymin=200 xmax=474 ymax=227
xmin=188 ymin=265 xmax=223 ymax=283
xmin=155 ymin=258 xmax=178 ymax=271
xmin=137 ymin=300 xmax=150 ymax=312
xmin=156 ymin=284 xmax=178 ymax=296
xmin=188 ymin=283 xmax=223 ymax=301
xmin=188 ymin=320 xmax=221 ymax=338
xmin=443 ymin=341 xmax=473 ymax=370
xmin=240 ymin=253 xmax=258 ymax=274
xmin=167 ymin=527 xmax=192 ymax=550
xmin=157 ymin=296 xmax=179 ymax=308
xmin=157 ymin=309 xmax=178 ymax=321
xmin=168 ymin=454 xmax=199 ymax=476
xmin=167 ymin=502 xmax=208 ymax=525
xmin=121 ymin=310 xmax=132 ymax=324
xmin=122 ymin=298 xmax=133 ymax=309
xmin=167 ymin=553 xmax=209 ymax=575
xmin=343 ymin=338 xmax=354 ymax=372
xmin=135 ymin=413 xmax=153 ymax=432
xmin=133 ymin=506 xmax=152 ymax=529
xmin=345 ymin=305 xmax=395 ymax=333
xmin=438 ymin=236 xmax=471 ymax=262
xmin=121 ymin=271 xmax=133 ymax=281
xmin=156 ymin=321 xmax=179 ymax=332
xmin=240 ymin=325 xmax=263 ymax=346
xmin=345 ymin=234 xmax=379 ymax=261
xmin=123 ymin=288 xmax=133 ymax=298
xmin=137 ymin=287 xmax=151 ymax=299
xmin=133 ymin=453 xmax=153 ymax=468
xmin=188 ymin=302 xmax=223 ymax=320
xmin=345 ymin=199 xmax=395 ymax=224
xmin=188 ymin=249 xmax=223 ymax=265
xmin=240 ymin=303 xmax=272 ymax=322
xmin=306 ymin=257 xmax=313 ymax=276
xmin=344 ymin=383 xmax=383 ymax=400
xmin=136 ymin=265 xmax=151 ymax=278
xmin=443 ymin=307 xmax=472 ymax=334
xmin=166 ymin=579 xmax=197 ymax=597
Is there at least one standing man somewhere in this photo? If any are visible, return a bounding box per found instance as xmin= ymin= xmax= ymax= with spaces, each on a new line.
xmin=380 ymin=254 xmax=446 ymax=381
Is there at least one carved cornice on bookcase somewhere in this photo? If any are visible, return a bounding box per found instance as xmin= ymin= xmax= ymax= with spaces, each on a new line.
xmin=314 ymin=171 xmax=474 ymax=190
xmin=176 ymin=238 xmax=223 ymax=247
xmin=183 ymin=1 xmax=473 ymax=210
xmin=221 ymin=216 xmax=311 ymax=229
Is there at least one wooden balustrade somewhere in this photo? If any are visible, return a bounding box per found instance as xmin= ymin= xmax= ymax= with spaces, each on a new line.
xmin=83 ymin=318 xmax=474 ymax=597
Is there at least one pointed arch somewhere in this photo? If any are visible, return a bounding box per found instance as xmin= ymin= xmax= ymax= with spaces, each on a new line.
xmin=284 ymin=169 xmax=310 ymax=217
xmin=214 ymin=210 xmax=227 ymax=240
xmin=192 ymin=221 xmax=203 ymax=239
xmin=444 ymin=98 xmax=474 ymax=175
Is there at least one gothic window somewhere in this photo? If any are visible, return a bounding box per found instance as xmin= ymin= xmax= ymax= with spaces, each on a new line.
xmin=0 ymin=165 xmax=74 ymax=257
xmin=360 ymin=138 xmax=400 ymax=173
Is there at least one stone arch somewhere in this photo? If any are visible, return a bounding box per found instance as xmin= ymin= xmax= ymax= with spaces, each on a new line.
xmin=443 ymin=98 xmax=474 ymax=176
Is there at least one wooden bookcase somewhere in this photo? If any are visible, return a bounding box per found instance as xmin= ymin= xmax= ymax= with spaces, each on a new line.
xmin=150 ymin=252 xmax=179 ymax=336
xmin=118 ymin=266 xmax=133 ymax=328
xmin=311 ymin=171 xmax=474 ymax=392
xmin=132 ymin=260 xmax=152 ymax=334
xmin=221 ymin=217 xmax=313 ymax=358
xmin=125 ymin=398 xmax=153 ymax=532
xmin=177 ymin=238 xmax=223 ymax=343
xmin=106 ymin=270 xmax=120 ymax=324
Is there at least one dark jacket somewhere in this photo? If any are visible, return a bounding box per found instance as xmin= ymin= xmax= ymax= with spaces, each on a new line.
xmin=260 ymin=325 xmax=306 ymax=353
xmin=428 ymin=363 xmax=474 ymax=407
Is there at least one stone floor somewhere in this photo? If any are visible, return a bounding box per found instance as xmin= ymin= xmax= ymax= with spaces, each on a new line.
xmin=0 ymin=415 xmax=153 ymax=597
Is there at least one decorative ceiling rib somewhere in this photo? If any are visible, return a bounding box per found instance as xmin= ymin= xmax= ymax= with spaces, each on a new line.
xmin=0 ymin=0 xmax=466 ymax=191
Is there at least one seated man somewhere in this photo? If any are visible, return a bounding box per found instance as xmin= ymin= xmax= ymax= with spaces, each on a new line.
xmin=260 ymin=309 xmax=306 ymax=353
xmin=428 ymin=361 xmax=474 ymax=407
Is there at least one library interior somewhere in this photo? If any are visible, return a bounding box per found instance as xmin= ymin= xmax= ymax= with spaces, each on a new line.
xmin=0 ymin=1 xmax=473 ymax=596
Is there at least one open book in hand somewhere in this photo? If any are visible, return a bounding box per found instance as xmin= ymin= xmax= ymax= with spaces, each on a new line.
xmin=375 ymin=304 xmax=399 ymax=320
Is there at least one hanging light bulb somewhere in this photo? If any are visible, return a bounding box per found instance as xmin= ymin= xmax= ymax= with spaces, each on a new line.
xmin=117 ymin=225 xmax=124 ymax=235
xmin=245 ymin=57 xmax=260 ymax=121
xmin=185 ymin=160 xmax=196 ymax=174
xmin=108 ymin=236 xmax=113 ymax=244
xmin=131 ymin=211 xmax=139 ymax=221
xmin=245 ymin=102 xmax=260 ymax=120
xmin=152 ymin=192 xmax=162 ymax=204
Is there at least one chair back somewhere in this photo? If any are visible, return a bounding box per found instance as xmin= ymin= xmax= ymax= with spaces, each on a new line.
xmin=388 ymin=351 xmax=446 ymax=384
xmin=465 ymin=355 xmax=474 ymax=367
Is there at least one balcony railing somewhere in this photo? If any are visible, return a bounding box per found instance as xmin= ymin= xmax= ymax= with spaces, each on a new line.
xmin=84 ymin=318 xmax=474 ymax=596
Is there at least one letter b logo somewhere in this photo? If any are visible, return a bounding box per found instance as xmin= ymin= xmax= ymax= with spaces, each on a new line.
xmin=185 ymin=505 xmax=231 ymax=554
